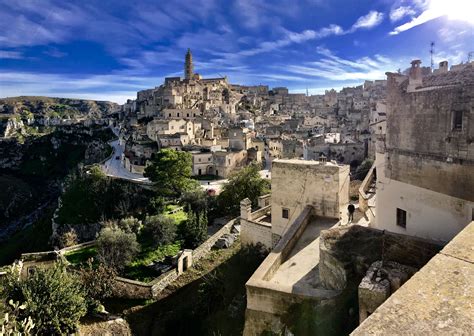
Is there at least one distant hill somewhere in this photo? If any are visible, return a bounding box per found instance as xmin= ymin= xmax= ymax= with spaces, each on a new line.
xmin=0 ymin=96 xmax=120 ymax=119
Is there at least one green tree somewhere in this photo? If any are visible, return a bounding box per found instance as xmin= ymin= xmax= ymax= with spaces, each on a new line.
xmin=144 ymin=215 xmax=177 ymax=245
xmin=217 ymin=164 xmax=270 ymax=216
xmin=96 ymin=227 xmax=139 ymax=271
xmin=353 ymin=159 xmax=374 ymax=180
xmin=1 ymin=264 xmax=87 ymax=335
xmin=180 ymin=188 xmax=208 ymax=214
xmin=144 ymin=149 xmax=198 ymax=197
xmin=180 ymin=209 xmax=207 ymax=248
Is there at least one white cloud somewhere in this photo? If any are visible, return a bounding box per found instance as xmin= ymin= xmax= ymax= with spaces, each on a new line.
xmin=0 ymin=50 xmax=23 ymax=59
xmin=390 ymin=0 xmax=474 ymax=35
xmin=390 ymin=6 xmax=416 ymax=22
xmin=351 ymin=11 xmax=384 ymax=31
xmin=282 ymin=47 xmax=397 ymax=81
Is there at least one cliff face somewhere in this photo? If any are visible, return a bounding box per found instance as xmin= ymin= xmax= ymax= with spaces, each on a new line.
xmin=0 ymin=96 xmax=119 ymax=139
xmin=0 ymin=96 xmax=119 ymax=118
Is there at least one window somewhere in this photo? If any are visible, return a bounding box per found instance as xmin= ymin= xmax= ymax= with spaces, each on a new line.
xmin=453 ymin=110 xmax=463 ymax=130
xmin=396 ymin=208 xmax=407 ymax=228
xmin=282 ymin=208 xmax=289 ymax=219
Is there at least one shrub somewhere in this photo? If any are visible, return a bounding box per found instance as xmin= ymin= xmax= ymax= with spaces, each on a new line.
xmin=78 ymin=259 xmax=116 ymax=310
xmin=1 ymin=264 xmax=87 ymax=335
xmin=96 ymin=227 xmax=139 ymax=271
xmin=59 ymin=229 xmax=78 ymax=248
xmin=353 ymin=159 xmax=374 ymax=180
xmin=144 ymin=215 xmax=177 ymax=246
xmin=118 ymin=217 xmax=142 ymax=234
xmin=0 ymin=300 xmax=35 ymax=335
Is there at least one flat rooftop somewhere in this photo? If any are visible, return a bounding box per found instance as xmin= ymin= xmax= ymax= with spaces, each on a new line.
xmin=269 ymin=217 xmax=337 ymax=292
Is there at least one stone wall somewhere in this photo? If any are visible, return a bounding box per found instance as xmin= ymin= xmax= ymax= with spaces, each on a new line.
xmin=271 ymin=160 xmax=349 ymax=238
xmin=319 ymin=225 xmax=443 ymax=291
xmin=193 ymin=218 xmax=235 ymax=262
xmin=241 ymin=220 xmax=272 ymax=249
xmin=385 ymin=70 xmax=474 ymax=200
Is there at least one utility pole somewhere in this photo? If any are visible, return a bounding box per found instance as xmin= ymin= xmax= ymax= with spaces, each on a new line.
xmin=430 ymin=41 xmax=435 ymax=71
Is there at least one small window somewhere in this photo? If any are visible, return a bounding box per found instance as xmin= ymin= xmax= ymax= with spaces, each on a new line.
xmin=396 ymin=208 xmax=407 ymax=228
xmin=282 ymin=208 xmax=289 ymax=219
xmin=453 ymin=111 xmax=463 ymax=130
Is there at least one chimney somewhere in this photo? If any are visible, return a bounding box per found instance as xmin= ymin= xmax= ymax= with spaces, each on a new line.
xmin=240 ymin=198 xmax=252 ymax=220
xmin=439 ymin=61 xmax=448 ymax=73
xmin=407 ymin=59 xmax=422 ymax=92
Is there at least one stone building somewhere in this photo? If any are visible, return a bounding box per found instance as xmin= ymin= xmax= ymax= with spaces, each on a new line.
xmin=374 ymin=60 xmax=474 ymax=242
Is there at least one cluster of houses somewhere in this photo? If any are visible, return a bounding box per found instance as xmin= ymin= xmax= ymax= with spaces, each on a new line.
xmin=118 ymin=50 xmax=392 ymax=178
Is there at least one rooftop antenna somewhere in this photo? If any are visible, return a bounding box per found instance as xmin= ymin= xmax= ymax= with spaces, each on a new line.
xmin=430 ymin=41 xmax=435 ymax=71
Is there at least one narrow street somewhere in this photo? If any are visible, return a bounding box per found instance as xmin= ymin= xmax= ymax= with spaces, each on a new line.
xmin=101 ymin=130 xmax=151 ymax=184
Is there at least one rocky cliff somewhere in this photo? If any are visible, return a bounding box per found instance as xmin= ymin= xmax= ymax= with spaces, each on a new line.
xmin=0 ymin=96 xmax=119 ymax=139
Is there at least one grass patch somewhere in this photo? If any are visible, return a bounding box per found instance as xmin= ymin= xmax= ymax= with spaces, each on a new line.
xmin=64 ymin=246 xmax=97 ymax=265
xmin=123 ymin=243 xmax=181 ymax=282
xmin=164 ymin=208 xmax=187 ymax=225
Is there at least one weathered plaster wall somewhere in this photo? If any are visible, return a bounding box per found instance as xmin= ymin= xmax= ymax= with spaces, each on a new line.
xmin=385 ymin=74 xmax=473 ymax=201
xmin=241 ymin=220 xmax=272 ymax=249
xmin=271 ymin=160 xmax=349 ymax=238
xmin=376 ymin=163 xmax=473 ymax=242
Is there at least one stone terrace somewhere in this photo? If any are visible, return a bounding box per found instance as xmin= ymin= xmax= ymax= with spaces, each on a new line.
xmin=269 ymin=216 xmax=337 ymax=292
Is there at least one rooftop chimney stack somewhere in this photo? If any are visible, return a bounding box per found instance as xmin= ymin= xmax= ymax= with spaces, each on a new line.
xmin=407 ymin=60 xmax=423 ymax=92
xmin=439 ymin=61 xmax=448 ymax=73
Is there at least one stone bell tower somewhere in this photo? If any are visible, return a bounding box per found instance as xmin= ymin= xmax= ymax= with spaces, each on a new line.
xmin=185 ymin=48 xmax=194 ymax=80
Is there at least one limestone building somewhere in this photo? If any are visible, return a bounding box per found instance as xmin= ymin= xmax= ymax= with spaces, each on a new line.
xmin=374 ymin=60 xmax=474 ymax=242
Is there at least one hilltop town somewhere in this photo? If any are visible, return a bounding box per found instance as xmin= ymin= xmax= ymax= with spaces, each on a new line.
xmin=116 ymin=49 xmax=387 ymax=181
xmin=0 ymin=49 xmax=473 ymax=336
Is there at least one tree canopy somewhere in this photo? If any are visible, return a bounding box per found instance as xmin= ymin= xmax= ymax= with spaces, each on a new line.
xmin=217 ymin=164 xmax=270 ymax=216
xmin=144 ymin=149 xmax=198 ymax=197
xmin=96 ymin=227 xmax=140 ymax=271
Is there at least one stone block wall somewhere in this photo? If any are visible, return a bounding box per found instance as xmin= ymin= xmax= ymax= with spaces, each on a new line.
xmin=319 ymin=225 xmax=443 ymax=291
xmin=241 ymin=220 xmax=272 ymax=249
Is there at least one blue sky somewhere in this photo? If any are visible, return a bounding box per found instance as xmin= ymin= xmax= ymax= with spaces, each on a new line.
xmin=0 ymin=0 xmax=473 ymax=103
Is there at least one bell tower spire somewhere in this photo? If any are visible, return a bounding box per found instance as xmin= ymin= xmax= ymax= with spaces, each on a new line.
xmin=185 ymin=48 xmax=193 ymax=80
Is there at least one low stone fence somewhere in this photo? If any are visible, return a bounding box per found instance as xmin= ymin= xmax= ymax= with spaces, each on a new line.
xmin=193 ymin=218 xmax=236 ymax=262
xmin=58 ymin=240 xmax=96 ymax=255
xmin=110 ymin=217 xmax=237 ymax=300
